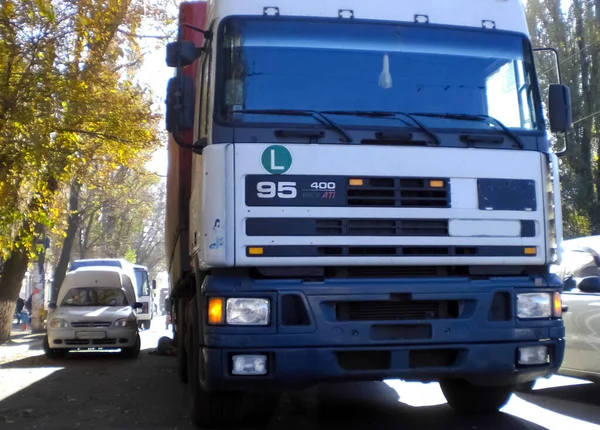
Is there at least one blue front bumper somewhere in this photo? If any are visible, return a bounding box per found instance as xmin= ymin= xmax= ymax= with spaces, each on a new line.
xmin=199 ymin=274 xmax=565 ymax=391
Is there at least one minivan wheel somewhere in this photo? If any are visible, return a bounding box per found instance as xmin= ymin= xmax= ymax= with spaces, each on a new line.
xmin=121 ymin=334 xmax=141 ymax=359
xmin=43 ymin=335 xmax=67 ymax=359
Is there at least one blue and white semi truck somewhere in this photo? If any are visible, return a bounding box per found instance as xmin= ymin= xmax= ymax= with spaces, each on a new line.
xmin=164 ymin=0 xmax=572 ymax=427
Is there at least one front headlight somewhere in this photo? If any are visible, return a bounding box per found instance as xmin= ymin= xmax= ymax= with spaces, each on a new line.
xmin=517 ymin=293 xmax=552 ymax=319
xmin=226 ymin=298 xmax=270 ymax=325
xmin=49 ymin=318 xmax=69 ymax=329
xmin=114 ymin=318 xmax=136 ymax=328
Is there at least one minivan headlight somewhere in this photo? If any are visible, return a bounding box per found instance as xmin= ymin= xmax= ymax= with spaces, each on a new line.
xmin=49 ymin=318 xmax=69 ymax=329
xmin=114 ymin=318 xmax=136 ymax=328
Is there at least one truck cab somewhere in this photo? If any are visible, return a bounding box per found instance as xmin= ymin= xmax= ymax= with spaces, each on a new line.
xmin=164 ymin=0 xmax=571 ymax=427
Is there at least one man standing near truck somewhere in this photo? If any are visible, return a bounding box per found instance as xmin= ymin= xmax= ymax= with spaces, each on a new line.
xmin=164 ymin=294 xmax=172 ymax=330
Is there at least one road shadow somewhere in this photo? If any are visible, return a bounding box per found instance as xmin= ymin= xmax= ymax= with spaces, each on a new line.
xmin=0 ymin=349 xmax=192 ymax=429
xmin=517 ymin=381 xmax=600 ymax=425
xmin=277 ymin=381 xmax=546 ymax=430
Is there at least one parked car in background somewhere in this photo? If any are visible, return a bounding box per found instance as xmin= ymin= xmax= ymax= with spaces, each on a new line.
xmin=44 ymin=267 xmax=142 ymax=360
xmin=551 ymin=235 xmax=600 ymax=382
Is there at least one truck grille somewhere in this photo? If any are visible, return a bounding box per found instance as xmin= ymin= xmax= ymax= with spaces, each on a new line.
xmin=71 ymin=321 xmax=112 ymax=328
xmin=335 ymin=300 xmax=462 ymax=321
xmin=347 ymin=177 xmax=450 ymax=208
xmin=64 ymin=339 xmax=117 ymax=346
xmin=317 ymin=219 xmax=448 ymax=236
xmin=245 ymin=218 xmax=449 ymax=237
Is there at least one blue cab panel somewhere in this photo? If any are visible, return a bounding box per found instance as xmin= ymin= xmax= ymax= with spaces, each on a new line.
xmin=198 ymin=275 xmax=565 ymax=391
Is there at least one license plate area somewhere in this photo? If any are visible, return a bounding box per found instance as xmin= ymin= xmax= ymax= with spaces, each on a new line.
xmin=76 ymin=331 xmax=106 ymax=340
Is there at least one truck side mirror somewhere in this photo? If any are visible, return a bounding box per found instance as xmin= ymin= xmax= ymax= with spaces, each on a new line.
xmin=548 ymin=84 xmax=572 ymax=133
xmin=165 ymin=75 xmax=195 ymax=133
xmin=166 ymin=40 xmax=202 ymax=68
xmin=152 ymin=280 xmax=157 ymax=290
xmin=577 ymin=276 xmax=600 ymax=293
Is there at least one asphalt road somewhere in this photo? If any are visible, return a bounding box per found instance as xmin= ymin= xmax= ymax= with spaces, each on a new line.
xmin=1 ymin=316 xmax=600 ymax=430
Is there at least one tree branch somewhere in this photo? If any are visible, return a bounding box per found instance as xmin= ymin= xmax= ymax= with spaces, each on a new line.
xmin=117 ymin=28 xmax=171 ymax=40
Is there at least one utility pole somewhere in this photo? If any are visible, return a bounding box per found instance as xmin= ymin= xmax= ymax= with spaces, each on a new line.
xmin=31 ymin=232 xmax=50 ymax=334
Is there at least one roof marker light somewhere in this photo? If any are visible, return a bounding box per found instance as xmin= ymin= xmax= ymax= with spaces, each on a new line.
xmin=339 ymin=9 xmax=354 ymax=19
xmin=263 ymin=6 xmax=279 ymax=16
xmin=482 ymin=20 xmax=496 ymax=29
xmin=414 ymin=14 xmax=429 ymax=24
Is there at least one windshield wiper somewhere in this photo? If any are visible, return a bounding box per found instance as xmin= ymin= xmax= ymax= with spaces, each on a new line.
xmin=410 ymin=112 xmax=525 ymax=149
xmin=323 ymin=110 xmax=440 ymax=146
xmin=235 ymin=109 xmax=352 ymax=143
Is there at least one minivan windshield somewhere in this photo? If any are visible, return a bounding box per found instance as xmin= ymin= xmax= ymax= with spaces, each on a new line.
xmin=61 ymin=287 xmax=129 ymax=307
xmin=218 ymin=17 xmax=542 ymax=132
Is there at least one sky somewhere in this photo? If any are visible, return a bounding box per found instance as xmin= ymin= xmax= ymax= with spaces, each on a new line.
xmin=136 ymin=2 xmax=179 ymax=179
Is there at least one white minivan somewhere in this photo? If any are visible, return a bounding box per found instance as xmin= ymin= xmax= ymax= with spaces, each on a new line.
xmin=69 ymin=258 xmax=154 ymax=330
xmin=44 ymin=266 xmax=142 ymax=359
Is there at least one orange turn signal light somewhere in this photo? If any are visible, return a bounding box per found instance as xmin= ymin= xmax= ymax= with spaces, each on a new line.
xmin=430 ymin=180 xmax=444 ymax=188
xmin=524 ymin=247 xmax=537 ymax=255
xmin=208 ymin=297 xmax=224 ymax=325
xmin=248 ymin=247 xmax=264 ymax=255
xmin=349 ymin=178 xmax=363 ymax=186
xmin=553 ymin=292 xmax=562 ymax=318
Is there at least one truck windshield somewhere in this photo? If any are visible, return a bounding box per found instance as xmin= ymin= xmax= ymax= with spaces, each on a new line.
xmin=217 ymin=17 xmax=542 ymax=132
xmin=134 ymin=269 xmax=151 ymax=297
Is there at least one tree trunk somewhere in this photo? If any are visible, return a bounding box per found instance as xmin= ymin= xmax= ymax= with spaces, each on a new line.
xmin=51 ymin=181 xmax=80 ymax=302
xmin=0 ymin=249 xmax=30 ymax=343
xmin=573 ymin=0 xmax=596 ymax=223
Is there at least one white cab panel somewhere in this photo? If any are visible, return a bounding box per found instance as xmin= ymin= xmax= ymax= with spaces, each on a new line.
xmin=207 ymin=0 xmax=529 ymax=36
xmin=229 ymin=144 xmax=548 ymax=267
xmin=194 ymin=144 xmax=236 ymax=268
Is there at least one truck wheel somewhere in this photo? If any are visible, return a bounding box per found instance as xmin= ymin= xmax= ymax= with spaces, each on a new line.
xmin=440 ymin=379 xmax=513 ymax=415
xmin=43 ymin=335 xmax=67 ymax=359
xmin=515 ymin=380 xmax=536 ymax=392
xmin=187 ymin=293 xmax=277 ymax=428
xmin=177 ymin=297 xmax=188 ymax=383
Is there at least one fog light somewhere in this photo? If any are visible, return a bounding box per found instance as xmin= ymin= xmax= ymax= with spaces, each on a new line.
xmin=518 ymin=346 xmax=549 ymax=365
xmin=232 ymin=355 xmax=267 ymax=375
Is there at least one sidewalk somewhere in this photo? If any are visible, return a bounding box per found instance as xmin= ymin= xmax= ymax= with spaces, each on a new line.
xmin=0 ymin=324 xmax=45 ymax=362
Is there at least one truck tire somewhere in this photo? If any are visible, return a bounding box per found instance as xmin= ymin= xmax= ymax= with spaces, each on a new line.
xmin=177 ymin=296 xmax=189 ymax=383
xmin=515 ymin=380 xmax=536 ymax=392
xmin=187 ymin=293 xmax=277 ymax=428
xmin=440 ymin=379 xmax=513 ymax=415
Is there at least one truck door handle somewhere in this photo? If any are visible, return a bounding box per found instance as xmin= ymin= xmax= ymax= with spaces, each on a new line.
xmin=562 ymin=304 xmax=569 ymax=313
